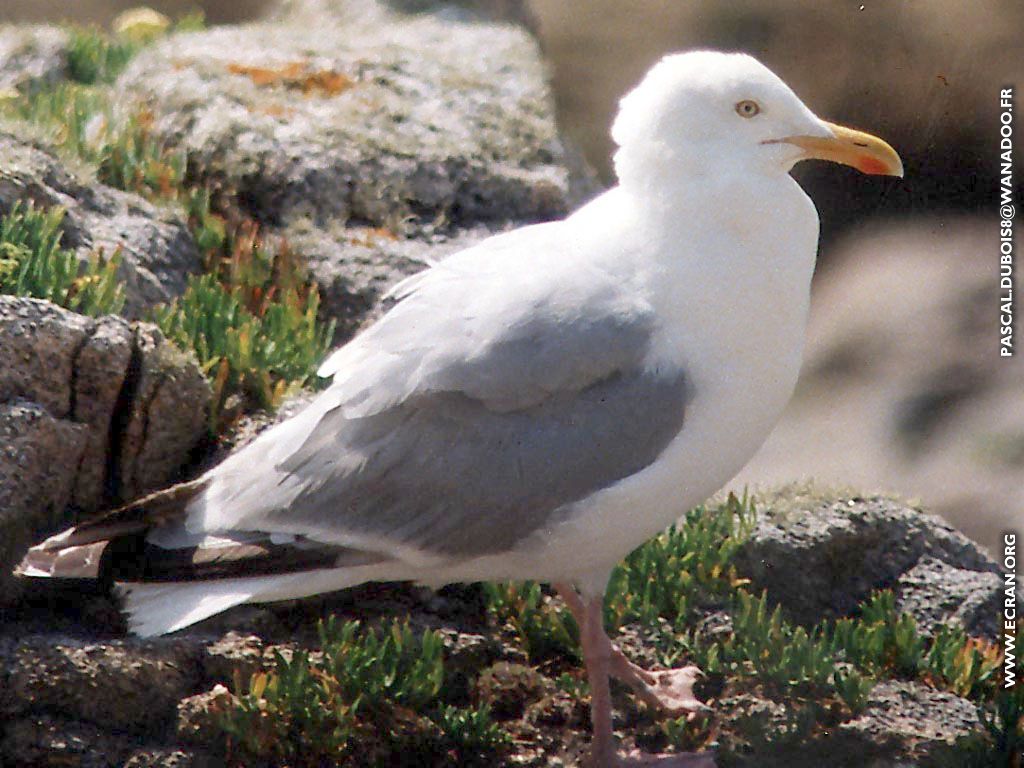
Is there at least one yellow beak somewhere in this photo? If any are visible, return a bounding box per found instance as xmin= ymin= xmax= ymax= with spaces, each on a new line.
xmin=776 ymin=120 xmax=904 ymax=177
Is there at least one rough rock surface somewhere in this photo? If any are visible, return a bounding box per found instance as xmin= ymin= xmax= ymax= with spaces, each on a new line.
xmin=0 ymin=25 xmax=68 ymax=93
xmin=2 ymin=637 xmax=202 ymax=735
xmin=838 ymin=681 xmax=980 ymax=761
xmin=0 ymin=634 xmax=215 ymax=768
xmin=894 ymin=556 xmax=1004 ymax=639
xmin=272 ymin=0 xmax=542 ymax=34
xmin=0 ymin=132 xmax=202 ymax=317
xmin=719 ymin=680 xmax=980 ymax=768
xmin=732 ymin=488 xmax=1009 ymax=638
xmin=118 ymin=11 xmax=581 ymax=231
xmin=114 ymin=0 xmax=597 ymax=337
xmin=285 ymin=221 xmax=498 ymax=337
xmin=1 ymin=714 xmax=136 ymax=768
xmin=0 ymin=400 xmax=87 ymax=606
xmin=0 ymin=296 xmax=210 ymax=602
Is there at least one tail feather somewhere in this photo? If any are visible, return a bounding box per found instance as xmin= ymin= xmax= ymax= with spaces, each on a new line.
xmin=13 ymin=478 xmax=400 ymax=637
xmin=14 ymin=541 xmax=109 ymax=579
xmin=117 ymin=567 xmax=383 ymax=636
xmin=29 ymin=479 xmax=207 ymax=554
xmin=117 ymin=580 xmax=263 ymax=637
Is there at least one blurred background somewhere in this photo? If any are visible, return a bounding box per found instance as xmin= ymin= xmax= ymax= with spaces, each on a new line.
xmin=2 ymin=0 xmax=1021 ymax=552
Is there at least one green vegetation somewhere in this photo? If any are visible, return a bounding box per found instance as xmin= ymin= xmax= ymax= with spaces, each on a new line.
xmin=156 ymin=195 xmax=333 ymax=426
xmin=830 ymin=591 xmax=1003 ymax=698
xmin=9 ymin=83 xmax=186 ymax=199
xmin=66 ymin=13 xmax=204 ymax=85
xmin=0 ymin=202 xmax=124 ymax=316
xmin=154 ymin=234 xmax=334 ymax=425
xmin=708 ymin=587 xmax=1002 ymax=710
xmin=218 ymin=618 xmax=509 ymax=767
xmin=605 ymin=492 xmax=755 ymax=631
xmin=484 ymin=581 xmax=579 ymax=664
xmin=14 ymin=23 xmax=186 ymax=198
xmin=66 ymin=26 xmax=140 ymax=85
xmin=943 ymin=683 xmax=1024 ymax=768
xmin=0 ymin=19 xmax=334 ymax=431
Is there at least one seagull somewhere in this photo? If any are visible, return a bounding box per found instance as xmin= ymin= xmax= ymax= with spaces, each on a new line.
xmin=16 ymin=51 xmax=901 ymax=767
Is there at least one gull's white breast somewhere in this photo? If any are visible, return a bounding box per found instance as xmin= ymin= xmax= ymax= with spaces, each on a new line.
xmin=449 ymin=174 xmax=822 ymax=590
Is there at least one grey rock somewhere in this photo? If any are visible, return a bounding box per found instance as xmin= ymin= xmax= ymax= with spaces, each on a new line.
xmin=0 ymin=400 xmax=87 ymax=605
xmin=0 ymin=297 xmax=211 ymax=601
xmin=475 ymin=661 xmax=553 ymax=719
xmin=733 ymin=494 xmax=1002 ymax=636
xmin=116 ymin=324 xmax=210 ymax=501
xmin=70 ymin=315 xmax=134 ymax=510
xmin=199 ymin=632 xmax=266 ymax=685
xmin=270 ymin=0 xmax=541 ymax=35
xmin=0 ymin=294 xmax=93 ymax=416
xmin=0 ymin=133 xmax=202 ymax=318
xmin=116 ymin=15 xmax=580 ymax=232
xmin=0 ymin=25 xmax=68 ymax=94
xmin=0 ymin=714 xmax=132 ymax=768
xmin=123 ymin=747 xmax=218 ymax=768
xmin=839 ymin=680 xmax=979 ymax=760
xmin=3 ymin=636 xmax=202 ymax=736
xmin=719 ymin=681 xmax=979 ymax=767
xmin=894 ymin=556 xmax=1003 ymax=638
xmin=176 ymin=686 xmax=230 ymax=749
xmin=440 ymin=629 xmax=503 ymax=703
xmin=113 ymin=1 xmax=598 ymax=335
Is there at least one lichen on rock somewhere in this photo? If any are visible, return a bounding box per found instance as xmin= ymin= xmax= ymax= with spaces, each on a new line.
xmin=110 ymin=0 xmax=597 ymax=338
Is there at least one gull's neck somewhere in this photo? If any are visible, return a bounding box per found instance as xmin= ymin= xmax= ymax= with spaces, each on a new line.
xmin=572 ymin=172 xmax=820 ymax=376
xmin=574 ymin=172 xmax=819 ymax=291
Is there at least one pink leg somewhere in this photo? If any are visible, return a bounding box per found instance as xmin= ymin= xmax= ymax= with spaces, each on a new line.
xmin=555 ymin=584 xmax=708 ymax=717
xmin=610 ymin=655 xmax=707 ymax=718
xmin=556 ymin=584 xmax=716 ymax=768
xmin=579 ymin=591 xmax=617 ymax=766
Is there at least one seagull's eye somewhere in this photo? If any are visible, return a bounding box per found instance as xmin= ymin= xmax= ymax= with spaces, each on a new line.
xmin=735 ymin=99 xmax=761 ymax=118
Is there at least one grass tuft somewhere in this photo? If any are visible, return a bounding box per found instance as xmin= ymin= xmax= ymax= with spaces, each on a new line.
xmin=0 ymin=201 xmax=124 ymax=316
xmin=68 ymin=11 xmax=203 ymax=85
xmin=6 ymin=84 xmax=186 ymax=199
xmin=605 ymin=492 xmax=756 ymax=631
xmin=828 ymin=590 xmax=1002 ymax=699
xmin=483 ymin=581 xmax=580 ymax=664
xmin=217 ymin=617 xmax=509 ymax=767
xmin=153 ymin=217 xmax=334 ymax=427
xmin=724 ymin=589 xmax=836 ymax=691
xmin=943 ymin=680 xmax=1024 ymax=767
xmin=66 ymin=26 xmax=140 ymax=85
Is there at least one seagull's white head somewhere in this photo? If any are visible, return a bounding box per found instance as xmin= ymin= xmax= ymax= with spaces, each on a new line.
xmin=612 ymin=50 xmax=902 ymax=190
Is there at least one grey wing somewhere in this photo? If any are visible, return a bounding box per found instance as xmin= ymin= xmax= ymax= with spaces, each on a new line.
xmin=191 ymin=224 xmax=690 ymax=561
xmin=274 ymin=369 xmax=688 ymax=558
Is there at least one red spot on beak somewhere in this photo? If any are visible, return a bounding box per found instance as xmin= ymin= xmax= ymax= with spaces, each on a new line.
xmin=857 ymin=156 xmax=891 ymax=175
